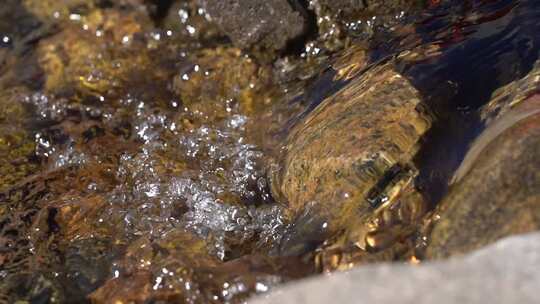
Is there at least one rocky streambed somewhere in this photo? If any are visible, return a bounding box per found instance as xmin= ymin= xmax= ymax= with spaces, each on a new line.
xmin=0 ymin=0 xmax=539 ymax=303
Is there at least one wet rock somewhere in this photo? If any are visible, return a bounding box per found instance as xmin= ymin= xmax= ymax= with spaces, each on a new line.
xmin=426 ymin=64 xmax=540 ymax=259
xmin=89 ymin=231 xmax=314 ymax=303
xmin=89 ymin=231 xmax=220 ymax=303
xmin=3 ymin=0 xmax=538 ymax=302
xmin=35 ymin=8 xmax=157 ymax=95
xmin=198 ymin=0 xmax=307 ymax=52
xmin=0 ymin=90 xmax=39 ymax=191
xmin=316 ymin=0 xmax=424 ymax=17
xmin=89 ymin=271 xmax=158 ymax=304
xmin=172 ymin=46 xmax=274 ymax=117
xmin=479 ymin=62 xmax=540 ymax=126
xmin=270 ymin=61 xmax=432 ymax=255
xmin=22 ymin=0 xmax=150 ymax=24
xmin=161 ymin=0 xmax=222 ymax=44
xmin=307 ymin=0 xmax=426 ymax=47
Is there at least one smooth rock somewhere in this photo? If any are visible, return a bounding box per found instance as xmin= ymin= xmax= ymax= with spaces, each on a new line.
xmin=270 ymin=62 xmax=432 ymax=255
xmin=250 ymin=232 xmax=540 ymax=304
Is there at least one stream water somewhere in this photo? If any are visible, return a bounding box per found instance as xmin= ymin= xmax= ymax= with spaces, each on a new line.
xmin=0 ymin=0 xmax=539 ymax=303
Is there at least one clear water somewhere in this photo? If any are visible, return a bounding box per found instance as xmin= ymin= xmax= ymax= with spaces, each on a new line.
xmin=0 ymin=0 xmax=539 ymax=303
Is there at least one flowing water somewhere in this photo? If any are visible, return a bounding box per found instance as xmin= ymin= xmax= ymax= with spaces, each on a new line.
xmin=0 ymin=0 xmax=539 ymax=303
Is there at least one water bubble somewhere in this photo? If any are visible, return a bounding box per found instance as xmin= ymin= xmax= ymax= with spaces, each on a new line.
xmin=69 ymin=14 xmax=81 ymax=21
xmin=255 ymin=282 xmax=269 ymax=293
xmin=178 ymin=9 xmax=189 ymax=23
xmin=186 ymin=25 xmax=196 ymax=35
xmin=1 ymin=35 xmax=11 ymax=46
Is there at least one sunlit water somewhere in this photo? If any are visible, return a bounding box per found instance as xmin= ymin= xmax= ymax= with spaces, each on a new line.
xmin=0 ymin=0 xmax=539 ymax=303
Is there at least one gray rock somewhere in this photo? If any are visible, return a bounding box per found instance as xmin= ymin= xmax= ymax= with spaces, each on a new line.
xmin=198 ymin=0 xmax=306 ymax=51
xmin=250 ymin=232 xmax=540 ymax=304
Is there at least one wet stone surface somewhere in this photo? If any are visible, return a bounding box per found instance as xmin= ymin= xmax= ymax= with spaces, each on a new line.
xmin=198 ymin=0 xmax=307 ymax=52
xmin=270 ymin=63 xmax=432 ymax=258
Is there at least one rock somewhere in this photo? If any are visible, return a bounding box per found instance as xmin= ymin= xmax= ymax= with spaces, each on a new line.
xmin=34 ymin=9 xmax=156 ymax=94
xmin=1 ymin=1 xmax=300 ymax=301
xmin=310 ymin=0 xmax=426 ymax=42
xmin=89 ymin=231 xmax=315 ymax=303
xmin=479 ymin=61 xmax=540 ymax=126
xmin=270 ymin=61 xmax=433 ymax=255
xmin=22 ymin=0 xmax=150 ymax=24
xmin=198 ymin=0 xmax=307 ymax=52
xmin=89 ymin=271 xmax=158 ymax=304
xmin=426 ymin=63 xmax=540 ymax=258
xmin=317 ymin=0 xmax=420 ymax=17
xmin=250 ymin=232 xmax=540 ymax=304
xmin=171 ymin=46 xmax=273 ymax=117
xmin=160 ymin=0 xmax=222 ymax=43
xmin=0 ymin=90 xmax=38 ymax=191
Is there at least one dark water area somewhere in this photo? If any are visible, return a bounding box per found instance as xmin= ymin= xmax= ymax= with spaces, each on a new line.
xmin=289 ymin=0 xmax=540 ymax=205
xmin=404 ymin=0 xmax=540 ymax=204
xmin=0 ymin=0 xmax=539 ymax=303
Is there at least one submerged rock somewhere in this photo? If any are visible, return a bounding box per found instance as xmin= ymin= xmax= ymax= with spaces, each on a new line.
xmin=0 ymin=90 xmax=39 ymax=191
xmin=307 ymin=0 xmax=427 ymax=48
xmin=316 ymin=0 xmax=425 ymax=18
xmin=198 ymin=0 xmax=307 ymax=52
xmin=426 ymin=63 xmax=540 ymax=258
xmin=160 ymin=0 xmax=222 ymax=43
xmin=89 ymin=231 xmax=314 ymax=303
xmin=171 ymin=46 xmax=274 ymax=116
xmin=270 ymin=61 xmax=432 ymax=256
xmin=22 ymin=0 xmax=150 ymax=24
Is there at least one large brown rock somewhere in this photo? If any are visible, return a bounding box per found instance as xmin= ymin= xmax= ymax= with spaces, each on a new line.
xmin=270 ymin=62 xmax=432 ymax=254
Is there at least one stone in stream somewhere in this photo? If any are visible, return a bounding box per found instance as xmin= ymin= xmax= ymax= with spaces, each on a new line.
xmin=308 ymin=0 xmax=427 ymax=45
xmin=197 ymin=0 xmax=307 ymax=52
xmin=89 ymin=231 xmax=315 ymax=303
xmin=426 ymin=62 xmax=540 ymax=259
xmin=315 ymin=0 xmax=425 ymax=17
xmin=250 ymin=232 xmax=540 ymax=304
xmin=269 ymin=60 xmax=433 ymax=257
